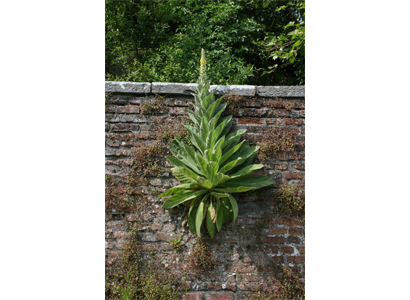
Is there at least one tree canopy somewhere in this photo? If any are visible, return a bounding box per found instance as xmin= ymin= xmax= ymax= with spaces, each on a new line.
xmin=105 ymin=0 xmax=304 ymax=85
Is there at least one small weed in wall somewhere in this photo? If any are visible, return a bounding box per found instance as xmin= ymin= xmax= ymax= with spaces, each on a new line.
xmin=140 ymin=95 xmax=166 ymax=114
xmin=274 ymin=180 xmax=305 ymax=216
xmin=189 ymin=238 xmax=217 ymax=272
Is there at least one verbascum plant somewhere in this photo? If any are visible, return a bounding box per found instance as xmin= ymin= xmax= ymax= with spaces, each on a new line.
xmin=158 ymin=49 xmax=274 ymax=238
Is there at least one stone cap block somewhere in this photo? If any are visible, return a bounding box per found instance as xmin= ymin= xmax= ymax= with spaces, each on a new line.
xmin=256 ymin=86 xmax=305 ymax=97
xmin=152 ymin=82 xmax=197 ymax=95
xmin=105 ymin=81 xmax=304 ymax=97
xmin=210 ymin=85 xmax=256 ymax=96
xmin=151 ymin=82 xmax=257 ymax=97
xmin=105 ymin=81 xmax=151 ymax=93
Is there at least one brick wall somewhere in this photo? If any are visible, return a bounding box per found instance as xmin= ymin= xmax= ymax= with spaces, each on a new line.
xmin=105 ymin=82 xmax=305 ymax=300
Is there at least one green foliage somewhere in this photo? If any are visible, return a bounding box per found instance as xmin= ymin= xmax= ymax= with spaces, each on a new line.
xmin=158 ymin=50 xmax=274 ymax=238
xmin=105 ymin=224 xmax=180 ymax=300
xmin=255 ymin=0 xmax=305 ymax=85
xmin=250 ymin=265 xmax=305 ymax=300
xmin=105 ymin=0 xmax=305 ymax=85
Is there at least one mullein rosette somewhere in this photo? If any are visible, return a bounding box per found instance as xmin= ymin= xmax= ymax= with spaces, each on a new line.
xmin=158 ymin=49 xmax=274 ymax=238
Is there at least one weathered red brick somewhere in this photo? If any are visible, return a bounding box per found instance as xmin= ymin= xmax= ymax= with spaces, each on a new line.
xmin=205 ymin=292 xmax=234 ymax=300
xmin=106 ymin=105 xmax=117 ymax=113
xmin=237 ymin=118 xmax=264 ymax=125
xmin=280 ymin=246 xmax=294 ymax=254
xmin=287 ymin=256 xmax=305 ymax=264
xmin=267 ymin=227 xmax=287 ymax=235
xmin=283 ymin=118 xmax=304 ymax=126
xmin=113 ymin=232 xmax=127 ymax=239
xmin=275 ymin=163 xmax=288 ymax=170
xmin=137 ymin=131 xmax=152 ymax=139
xmin=289 ymin=228 xmax=303 ymax=235
xmin=271 ymin=256 xmax=284 ymax=263
xmin=117 ymin=105 xmax=140 ymax=114
xmin=156 ymin=232 xmax=173 ymax=242
xmin=298 ymin=247 xmax=305 ymax=254
xmin=267 ymin=109 xmax=291 ymax=118
xmin=112 ymin=124 xmax=140 ymax=132
xmin=269 ymin=218 xmax=282 ymax=225
xmin=170 ymin=107 xmax=187 ymax=115
xmin=264 ymin=246 xmax=279 ymax=254
xmin=284 ymin=172 xmax=304 ymax=179
xmin=230 ymin=264 xmax=256 ymax=273
xmin=293 ymin=163 xmax=305 ymax=170
xmin=256 ymin=236 xmax=285 ymax=244
xmin=207 ymin=283 xmax=222 ymax=291
xmin=182 ymin=292 xmax=203 ymax=300
xmin=287 ymin=236 xmax=301 ymax=244
xmin=106 ymin=133 xmax=135 ymax=140
xmin=107 ymin=140 xmax=120 ymax=147
xmin=224 ymin=284 xmax=236 ymax=291
xmin=282 ymin=218 xmax=299 ymax=226
xmin=140 ymin=243 xmax=158 ymax=251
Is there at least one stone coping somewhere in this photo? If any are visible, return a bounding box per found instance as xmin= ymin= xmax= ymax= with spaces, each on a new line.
xmin=105 ymin=81 xmax=304 ymax=97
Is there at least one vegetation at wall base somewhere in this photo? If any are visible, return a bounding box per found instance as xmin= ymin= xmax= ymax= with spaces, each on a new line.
xmin=105 ymin=224 xmax=181 ymax=300
xmin=158 ymin=49 xmax=274 ymax=238
xmin=250 ymin=265 xmax=305 ymax=300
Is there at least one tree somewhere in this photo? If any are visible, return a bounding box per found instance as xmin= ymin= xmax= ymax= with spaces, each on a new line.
xmin=105 ymin=0 xmax=305 ymax=85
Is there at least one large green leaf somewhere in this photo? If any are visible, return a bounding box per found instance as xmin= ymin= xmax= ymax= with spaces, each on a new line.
xmin=230 ymin=153 xmax=256 ymax=174
xmin=219 ymin=116 xmax=233 ymax=138
xmin=221 ymin=198 xmax=233 ymax=222
xmin=166 ymin=155 xmax=190 ymax=169
xmin=195 ymin=153 xmax=209 ymax=177
xmin=188 ymin=197 xmax=200 ymax=234
xmin=166 ymin=155 xmax=202 ymax=176
xmin=163 ymin=189 xmax=207 ymax=209
xmin=169 ymin=140 xmax=185 ymax=159
xmin=228 ymin=164 xmax=265 ymax=178
xmin=209 ymin=103 xmax=227 ymax=128
xmin=214 ymin=186 xmax=255 ymax=193
xmin=206 ymin=201 xmax=216 ymax=238
xmin=197 ymin=177 xmax=212 ymax=189
xmin=180 ymin=167 xmax=201 ymax=181
xmin=219 ymin=158 xmax=240 ymax=174
xmin=158 ymin=182 xmax=198 ymax=198
xmin=211 ymin=173 xmax=230 ymax=187
xmin=207 ymin=162 xmax=219 ymax=184
xmin=188 ymin=205 xmax=198 ymax=234
xmin=220 ymin=140 xmax=245 ymax=165
xmin=222 ymin=144 xmax=259 ymax=170
xmin=213 ymin=146 xmax=222 ymax=163
xmin=172 ymin=168 xmax=197 ymax=184
xmin=187 ymin=111 xmax=200 ymax=126
xmin=215 ymin=199 xmax=223 ymax=232
xmin=196 ymin=199 xmax=205 ymax=237
xmin=227 ymin=194 xmax=238 ymax=228
xmin=211 ymin=191 xmax=230 ymax=198
xmin=222 ymin=129 xmax=246 ymax=149
xmin=221 ymin=174 xmax=274 ymax=189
